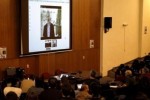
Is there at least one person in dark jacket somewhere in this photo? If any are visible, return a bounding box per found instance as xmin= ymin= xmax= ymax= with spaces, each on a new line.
xmin=39 ymin=77 xmax=62 ymax=100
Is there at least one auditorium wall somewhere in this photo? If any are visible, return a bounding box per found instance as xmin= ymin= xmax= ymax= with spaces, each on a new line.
xmin=0 ymin=0 xmax=101 ymax=80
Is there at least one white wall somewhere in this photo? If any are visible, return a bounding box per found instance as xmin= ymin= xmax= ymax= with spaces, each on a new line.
xmin=101 ymin=0 xmax=141 ymax=76
xmin=141 ymin=0 xmax=150 ymax=56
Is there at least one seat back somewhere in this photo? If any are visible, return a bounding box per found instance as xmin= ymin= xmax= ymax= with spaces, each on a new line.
xmin=3 ymin=87 xmax=22 ymax=97
xmin=20 ymin=79 xmax=35 ymax=93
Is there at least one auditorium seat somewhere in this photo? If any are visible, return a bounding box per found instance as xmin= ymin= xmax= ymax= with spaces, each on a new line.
xmin=20 ymin=79 xmax=35 ymax=93
xmin=3 ymin=87 xmax=22 ymax=97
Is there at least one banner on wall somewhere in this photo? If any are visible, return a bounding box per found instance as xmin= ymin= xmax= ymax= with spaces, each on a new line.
xmin=0 ymin=47 xmax=7 ymax=59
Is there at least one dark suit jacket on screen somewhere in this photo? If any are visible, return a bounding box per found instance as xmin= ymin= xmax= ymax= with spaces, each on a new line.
xmin=42 ymin=23 xmax=55 ymax=39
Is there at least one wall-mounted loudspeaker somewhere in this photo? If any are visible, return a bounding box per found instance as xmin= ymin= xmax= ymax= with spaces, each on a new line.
xmin=104 ymin=17 xmax=112 ymax=33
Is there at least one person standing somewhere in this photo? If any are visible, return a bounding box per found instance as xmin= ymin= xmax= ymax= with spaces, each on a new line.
xmin=42 ymin=11 xmax=55 ymax=39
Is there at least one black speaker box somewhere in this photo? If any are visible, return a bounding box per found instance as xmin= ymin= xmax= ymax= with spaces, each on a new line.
xmin=104 ymin=17 xmax=112 ymax=28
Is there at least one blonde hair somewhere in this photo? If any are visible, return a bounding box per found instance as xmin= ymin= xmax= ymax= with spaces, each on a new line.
xmin=125 ymin=70 xmax=132 ymax=76
xmin=80 ymin=84 xmax=89 ymax=91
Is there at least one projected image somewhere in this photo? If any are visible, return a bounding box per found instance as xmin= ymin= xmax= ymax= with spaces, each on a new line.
xmin=41 ymin=6 xmax=62 ymax=40
xmin=45 ymin=40 xmax=51 ymax=48
xmin=44 ymin=39 xmax=57 ymax=48
xmin=52 ymin=40 xmax=57 ymax=47
xmin=21 ymin=0 xmax=71 ymax=56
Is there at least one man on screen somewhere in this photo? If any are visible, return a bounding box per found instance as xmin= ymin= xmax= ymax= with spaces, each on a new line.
xmin=42 ymin=11 xmax=55 ymax=39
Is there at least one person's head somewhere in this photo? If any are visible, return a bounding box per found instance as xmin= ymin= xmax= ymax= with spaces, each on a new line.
xmin=35 ymin=77 xmax=43 ymax=88
xmin=60 ymin=76 xmax=74 ymax=97
xmin=90 ymin=70 xmax=96 ymax=78
xmin=55 ymin=69 xmax=64 ymax=75
xmin=48 ymin=77 xmax=57 ymax=88
xmin=26 ymin=92 xmax=38 ymax=100
xmin=125 ymin=70 xmax=132 ymax=77
xmin=5 ymin=91 xmax=18 ymax=100
xmin=80 ymin=84 xmax=89 ymax=92
xmin=46 ymin=11 xmax=51 ymax=23
xmin=61 ymin=76 xmax=69 ymax=85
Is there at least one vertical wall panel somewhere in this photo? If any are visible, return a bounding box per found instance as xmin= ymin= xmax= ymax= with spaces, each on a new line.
xmin=72 ymin=0 xmax=83 ymax=50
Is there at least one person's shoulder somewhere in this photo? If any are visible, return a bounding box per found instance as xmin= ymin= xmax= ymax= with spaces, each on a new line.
xmin=50 ymin=23 xmax=54 ymax=26
xmin=44 ymin=23 xmax=47 ymax=27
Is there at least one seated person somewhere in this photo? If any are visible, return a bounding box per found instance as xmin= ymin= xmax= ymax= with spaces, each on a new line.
xmin=60 ymin=76 xmax=75 ymax=98
xmin=39 ymin=77 xmax=62 ymax=100
xmin=124 ymin=69 xmax=136 ymax=86
xmin=5 ymin=91 xmax=19 ymax=100
xmin=83 ymin=77 xmax=101 ymax=97
xmin=26 ymin=78 xmax=44 ymax=100
xmin=90 ymin=70 xmax=101 ymax=80
xmin=128 ymin=91 xmax=150 ymax=100
xmin=3 ymin=87 xmax=22 ymax=98
xmin=41 ymin=11 xmax=55 ymax=39
xmin=25 ymin=92 xmax=39 ymax=100
xmin=20 ymin=78 xmax=35 ymax=93
xmin=115 ymin=64 xmax=126 ymax=82
xmin=76 ymin=84 xmax=92 ymax=100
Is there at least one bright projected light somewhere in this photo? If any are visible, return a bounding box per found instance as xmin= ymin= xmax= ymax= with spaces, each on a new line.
xmin=21 ymin=0 xmax=72 ymax=56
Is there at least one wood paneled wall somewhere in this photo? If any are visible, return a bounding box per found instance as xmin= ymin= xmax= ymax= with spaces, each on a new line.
xmin=0 ymin=0 xmax=101 ymax=80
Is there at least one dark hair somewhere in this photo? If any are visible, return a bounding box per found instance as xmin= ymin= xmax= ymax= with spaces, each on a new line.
xmin=130 ymin=92 xmax=150 ymax=100
xmin=48 ymin=77 xmax=58 ymax=88
xmin=61 ymin=76 xmax=75 ymax=98
xmin=90 ymin=70 xmax=96 ymax=78
xmin=26 ymin=92 xmax=38 ymax=100
xmin=35 ymin=77 xmax=44 ymax=88
xmin=5 ymin=91 xmax=18 ymax=100
xmin=138 ymin=76 xmax=150 ymax=90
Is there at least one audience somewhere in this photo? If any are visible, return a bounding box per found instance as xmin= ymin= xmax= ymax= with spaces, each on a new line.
xmin=38 ymin=77 xmax=62 ymax=100
xmin=20 ymin=78 xmax=35 ymax=99
xmin=25 ymin=92 xmax=39 ymax=100
xmin=136 ymin=76 xmax=150 ymax=98
xmin=5 ymin=91 xmax=19 ymax=100
xmin=124 ymin=67 xmax=137 ymax=86
xmin=20 ymin=78 xmax=35 ymax=93
xmin=60 ymin=76 xmax=75 ymax=98
xmin=127 ymin=91 xmax=150 ymax=100
xmin=3 ymin=87 xmax=22 ymax=98
xmin=83 ymin=75 xmax=101 ymax=97
xmin=90 ymin=70 xmax=97 ymax=79
xmin=90 ymin=70 xmax=101 ymax=80
xmin=26 ymin=78 xmax=44 ymax=100
xmin=115 ymin=64 xmax=126 ymax=82
xmin=2 ymin=55 xmax=150 ymax=100
xmin=76 ymin=84 xmax=92 ymax=100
